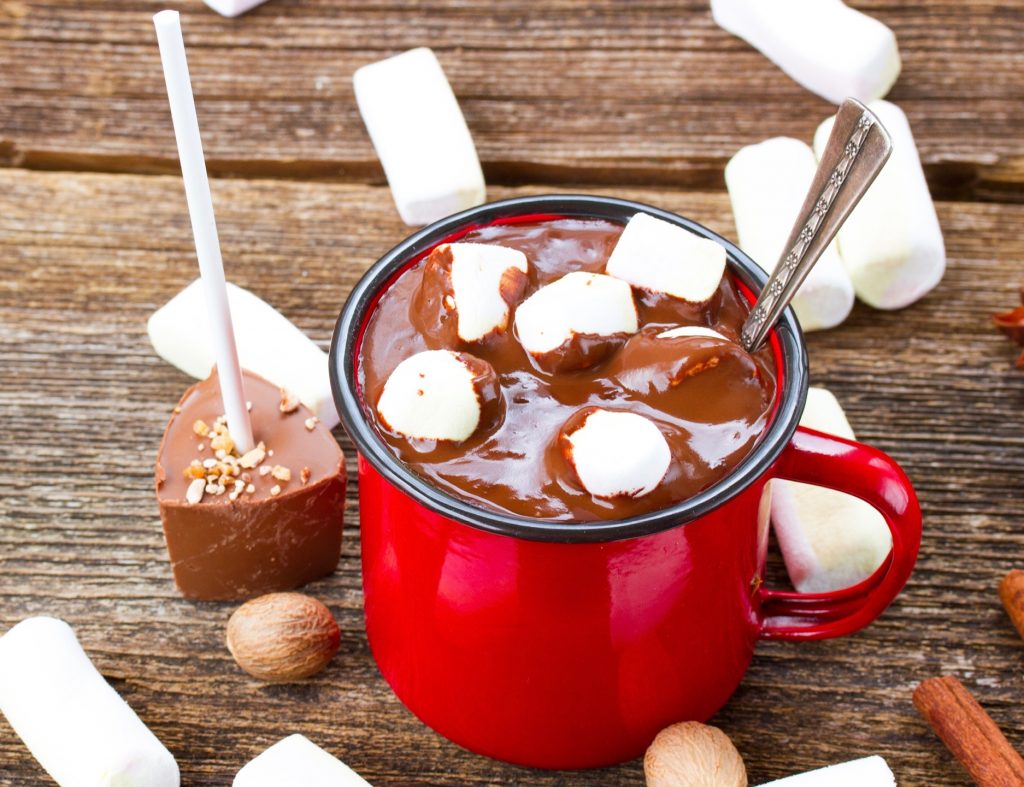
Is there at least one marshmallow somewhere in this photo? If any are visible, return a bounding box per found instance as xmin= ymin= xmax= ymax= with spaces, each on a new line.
xmin=376 ymin=350 xmax=499 ymax=442
xmin=771 ymin=388 xmax=891 ymax=593
xmin=0 ymin=617 xmax=180 ymax=787
xmin=514 ymin=271 xmax=638 ymax=371
xmin=814 ymin=100 xmax=946 ymax=309
xmin=434 ymin=243 xmax=529 ymax=343
xmin=658 ymin=326 xmax=729 ymax=341
xmin=202 ymin=0 xmax=268 ymax=16
xmin=711 ymin=0 xmax=900 ymax=105
xmin=725 ymin=137 xmax=854 ymax=331
xmin=560 ymin=408 xmax=670 ymax=499
xmin=353 ymin=48 xmax=486 ymax=226
xmin=147 ymin=279 xmax=338 ymax=428
xmin=606 ymin=212 xmax=726 ymax=303
xmin=759 ymin=755 xmax=895 ymax=786
xmin=234 ymin=734 xmax=370 ymax=787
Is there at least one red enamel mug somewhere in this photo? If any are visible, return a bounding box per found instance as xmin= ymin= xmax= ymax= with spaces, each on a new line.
xmin=329 ymin=195 xmax=921 ymax=769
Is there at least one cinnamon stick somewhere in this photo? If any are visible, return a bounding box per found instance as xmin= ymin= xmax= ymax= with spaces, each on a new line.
xmin=913 ymin=676 xmax=1024 ymax=786
xmin=998 ymin=569 xmax=1024 ymax=641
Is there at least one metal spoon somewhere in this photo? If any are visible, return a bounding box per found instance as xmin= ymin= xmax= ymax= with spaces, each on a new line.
xmin=740 ymin=98 xmax=893 ymax=353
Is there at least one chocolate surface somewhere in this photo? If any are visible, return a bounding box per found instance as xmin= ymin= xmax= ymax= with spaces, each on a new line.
xmin=156 ymin=369 xmax=346 ymax=599
xmin=359 ymin=217 xmax=777 ymax=522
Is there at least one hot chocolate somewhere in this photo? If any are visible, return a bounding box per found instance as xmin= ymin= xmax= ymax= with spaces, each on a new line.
xmin=358 ymin=216 xmax=778 ymax=522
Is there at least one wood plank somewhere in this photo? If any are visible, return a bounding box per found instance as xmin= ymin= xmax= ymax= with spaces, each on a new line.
xmin=1 ymin=1 xmax=1023 ymax=199
xmin=1 ymin=169 xmax=1023 ymax=784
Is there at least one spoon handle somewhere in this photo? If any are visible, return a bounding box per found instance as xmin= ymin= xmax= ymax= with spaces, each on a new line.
xmin=740 ymin=98 xmax=893 ymax=353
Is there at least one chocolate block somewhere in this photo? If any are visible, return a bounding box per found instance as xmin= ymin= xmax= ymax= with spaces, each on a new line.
xmin=156 ymin=369 xmax=346 ymax=600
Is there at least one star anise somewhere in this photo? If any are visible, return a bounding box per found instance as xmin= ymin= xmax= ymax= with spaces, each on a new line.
xmin=993 ymin=286 xmax=1024 ymax=368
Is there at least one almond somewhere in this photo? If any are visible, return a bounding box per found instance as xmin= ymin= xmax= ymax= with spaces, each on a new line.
xmin=644 ymin=721 xmax=747 ymax=787
xmin=226 ymin=593 xmax=340 ymax=682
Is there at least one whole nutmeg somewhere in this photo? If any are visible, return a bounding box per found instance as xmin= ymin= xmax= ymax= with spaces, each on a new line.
xmin=644 ymin=721 xmax=747 ymax=787
xmin=226 ymin=592 xmax=340 ymax=682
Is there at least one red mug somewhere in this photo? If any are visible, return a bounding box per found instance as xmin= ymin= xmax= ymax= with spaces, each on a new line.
xmin=329 ymin=196 xmax=921 ymax=769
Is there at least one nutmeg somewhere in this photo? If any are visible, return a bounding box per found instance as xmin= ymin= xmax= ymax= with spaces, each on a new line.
xmin=644 ymin=721 xmax=747 ymax=787
xmin=226 ymin=592 xmax=340 ymax=682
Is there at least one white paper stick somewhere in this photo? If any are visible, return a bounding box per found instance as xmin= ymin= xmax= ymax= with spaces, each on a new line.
xmin=153 ymin=10 xmax=254 ymax=453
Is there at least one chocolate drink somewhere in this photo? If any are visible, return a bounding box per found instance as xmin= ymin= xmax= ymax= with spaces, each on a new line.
xmin=156 ymin=369 xmax=346 ymax=600
xmin=359 ymin=218 xmax=778 ymax=522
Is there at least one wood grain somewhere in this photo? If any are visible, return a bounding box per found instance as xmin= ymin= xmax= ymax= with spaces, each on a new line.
xmin=1 ymin=169 xmax=1023 ymax=784
xmin=1 ymin=1 xmax=1023 ymax=199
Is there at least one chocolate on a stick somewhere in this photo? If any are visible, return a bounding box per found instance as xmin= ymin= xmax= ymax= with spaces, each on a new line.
xmin=156 ymin=369 xmax=346 ymax=600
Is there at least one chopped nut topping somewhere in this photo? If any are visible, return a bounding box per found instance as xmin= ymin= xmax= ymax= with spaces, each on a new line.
xmin=202 ymin=458 xmax=218 ymax=469
xmin=300 ymin=467 xmax=312 ymax=485
xmin=259 ymin=465 xmax=272 ymax=477
xmin=268 ymin=449 xmax=275 ymax=457
xmin=184 ymin=461 xmax=205 ymax=480
xmin=304 ymin=416 xmax=318 ymax=431
xmin=270 ymin=485 xmax=282 ymax=496
xmin=271 ymin=465 xmax=291 ymax=482
xmin=245 ymin=483 xmax=255 ymax=494
xmin=185 ymin=478 xmax=205 ymax=504
xmin=279 ymin=388 xmax=300 ymax=414
xmin=238 ymin=443 xmax=266 ymax=469
xmin=205 ymin=482 xmax=219 ymax=495
xmin=193 ymin=419 xmax=210 ymax=437
xmin=173 ymin=406 xmax=182 ymax=414
xmin=197 ymin=443 xmax=205 ymax=452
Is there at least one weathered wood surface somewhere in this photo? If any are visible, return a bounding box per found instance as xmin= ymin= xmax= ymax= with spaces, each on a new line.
xmin=1 ymin=169 xmax=1023 ymax=785
xmin=1 ymin=1 xmax=1024 ymax=200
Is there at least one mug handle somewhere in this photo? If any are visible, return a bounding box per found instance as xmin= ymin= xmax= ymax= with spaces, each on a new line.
xmin=759 ymin=426 xmax=922 ymax=641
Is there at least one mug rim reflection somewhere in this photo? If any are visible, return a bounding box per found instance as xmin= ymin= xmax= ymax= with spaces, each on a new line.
xmin=329 ymin=194 xmax=808 ymax=544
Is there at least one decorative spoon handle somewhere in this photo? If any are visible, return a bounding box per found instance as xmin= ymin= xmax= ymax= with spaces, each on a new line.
xmin=740 ymin=98 xmax=893 ymax=353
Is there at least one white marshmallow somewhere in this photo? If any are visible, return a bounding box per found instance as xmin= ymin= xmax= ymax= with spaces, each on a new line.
xmin=0 ymin=617 xmax=180 ymax=787
xmin=147 ymin=279 xmax=338 ymax=428
xmin=514 ymin=272 xmax=638 ymax=355
xmin=234 ymin=734 xmax=370 ymax=787
xmin=658 ymin=326 xmax=728 ymax=341
xmin=445 ymin=243 xmax=529 ymax=342
xmin=563 ymin=409 xmax=670 ymax=499
xmin=725 ymin=137 xmax=854 ymax=332
xmin=759 ymin=755 xmax=895 ymax=786
xmin=771 ymin=388 xmax=891 ymax=593
xmin=814 ymin=100 xmax=946 ymax=309
xmin=606 ymin=212 xmax=726 ymax=303
xmin=377 ymin=350 xmax=485 ymax=442
xmin=711 ymin=0 xmax=900 ymax=105
xmin=202 ymin=0 xmax=268 ymax=16
xmin=353 ymin=48 xmax=486 ymax=226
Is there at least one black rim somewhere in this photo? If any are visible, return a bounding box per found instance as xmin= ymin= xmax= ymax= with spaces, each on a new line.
xmin=329 ymin=194 xmax=808 ymax=544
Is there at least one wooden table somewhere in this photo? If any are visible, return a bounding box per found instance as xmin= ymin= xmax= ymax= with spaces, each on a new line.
xmin=2 ymin=2 xmax=1023 ymax=784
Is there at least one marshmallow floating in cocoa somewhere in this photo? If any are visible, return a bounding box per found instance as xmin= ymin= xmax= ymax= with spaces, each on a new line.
xmin=657 ymin=326 xmax=729 ymax=341
xmin=0 ymin=617 xmax=180 ymax=787
xmin=376 ymin=349 xmax=501 ymax=442
xmin=608 ymin=328 xmax=767 ymax=420
xmin=514 ymin=271 xmax=638 ymax=372
xmin=560 ymin=408 xmax=670 ymax=499
xmin=354 ymin=48 xmax=485 ymax=226
xmin=814 ymin=100 xmax=946 ymax=310
xmin=234 ymin=734 xmax=371 ymax=787
xmin=771 ymin=387 xmax=891 ymax=593
xmin=711 ymin=0 xmax=900 ymax=105
xmin=606 ymin=212 xmax=727 ymax=304
xmin=725 ymin=137 xmax=854 ymax=331
xmin=414 ymin=242 xmax=529 ymax=345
